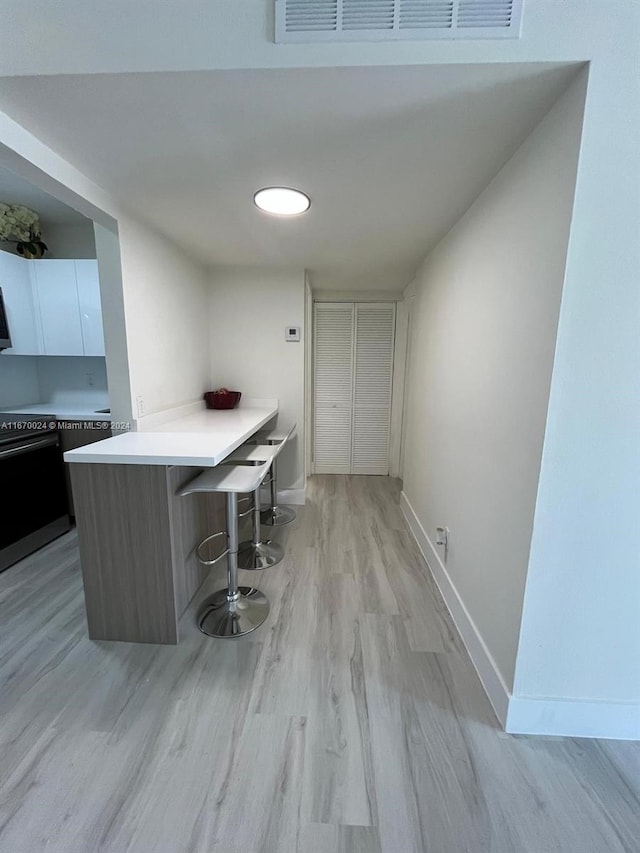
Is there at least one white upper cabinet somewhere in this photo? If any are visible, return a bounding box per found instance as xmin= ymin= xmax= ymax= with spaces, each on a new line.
xmin=31 ymin=260 xmax=84 ymax=355
xmin=75 ymin=260 xmax=105 ymax=356
xmin=0 ymin=255 xmax=105 ymax=357
xmin=0 ymin=250 xmax=40 ymax=354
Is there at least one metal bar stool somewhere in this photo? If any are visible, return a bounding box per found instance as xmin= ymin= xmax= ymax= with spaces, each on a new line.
xmin=222 ymin=444 xmax=284 ymax=570
xmin=250 ymin=424 xmax=297 ymax=527
xmin=179 ymin=461 xmax=271 ymax=638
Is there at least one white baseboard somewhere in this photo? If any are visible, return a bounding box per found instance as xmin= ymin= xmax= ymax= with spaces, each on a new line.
xmin=400 ymin=491 xmax=510 ymax=727
xmin=401 ymin=491 xmax=640 ymax=741
xmin=507 ymin=697 xmax=640 ymax=740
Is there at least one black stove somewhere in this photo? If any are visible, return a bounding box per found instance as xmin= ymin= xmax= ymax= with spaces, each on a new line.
xmin=0 ymin=413 xmax=70 ymax=572
xmin=0 ymin=413 xmax=58 ymax=447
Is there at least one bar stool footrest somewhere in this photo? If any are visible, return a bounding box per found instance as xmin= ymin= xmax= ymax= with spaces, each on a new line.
xmin=196 ymin=531 xmax=229 ymax=566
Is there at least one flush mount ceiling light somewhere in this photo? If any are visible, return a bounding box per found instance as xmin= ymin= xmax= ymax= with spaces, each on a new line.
xmin=254 ymin=187 xmax=311 ymax=216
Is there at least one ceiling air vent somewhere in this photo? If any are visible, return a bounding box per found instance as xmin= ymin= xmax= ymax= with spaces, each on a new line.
xmin=275 ymin=0 xmax=523 ymax=42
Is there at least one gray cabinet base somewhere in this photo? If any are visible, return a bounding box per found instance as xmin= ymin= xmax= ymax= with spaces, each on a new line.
xmin=70 ymin=463 xmax=223 ymax=644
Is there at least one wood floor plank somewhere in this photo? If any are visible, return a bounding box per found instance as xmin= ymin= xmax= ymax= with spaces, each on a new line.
xmin=302 ymin=572 xmax=378 ymax=827
xmin=359 ymin=612 xmax=486 ymax=853
xmin=374 ymin=522 xmax=459 ymax=653
xmin=0 ymin=476 xmax=638 ymax=853
xmin=299 ymin=822 xmax=382 ymax=853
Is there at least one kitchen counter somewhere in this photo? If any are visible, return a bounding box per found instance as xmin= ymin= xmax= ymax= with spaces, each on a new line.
xmin=2 ymin=403 xmax=111 ymax=422
xmin=64 ymin=404 xmax=277 ymax=466
xmin=66 ymin=401 xmax=278 ymax=645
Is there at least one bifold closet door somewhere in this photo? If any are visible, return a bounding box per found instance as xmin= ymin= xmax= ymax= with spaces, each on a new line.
xmin=313 ymin=301 xmax=395 ymax=475
xmin=352 ymin=302 xmax=396 ymax=475
xmin=313 ymin=302 xmax=354 ymax=473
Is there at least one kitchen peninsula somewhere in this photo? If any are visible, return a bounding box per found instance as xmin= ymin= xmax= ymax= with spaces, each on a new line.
xmin=65 ymin=401 xmax=277 ymax=644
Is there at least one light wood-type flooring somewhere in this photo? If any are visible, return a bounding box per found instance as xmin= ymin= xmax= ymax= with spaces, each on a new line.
xmin=1 ymin=475 xmax=638 ymax=852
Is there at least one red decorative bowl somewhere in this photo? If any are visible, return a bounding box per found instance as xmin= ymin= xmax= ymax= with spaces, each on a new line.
xmin=204 ymin=390 xmax=241 ymax=410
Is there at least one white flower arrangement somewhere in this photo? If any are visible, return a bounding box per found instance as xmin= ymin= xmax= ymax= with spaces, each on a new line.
xmin=0 ymin=203 xmax=42 ymax=241
xmin=0 ymin=203 xmax=48 ymax=258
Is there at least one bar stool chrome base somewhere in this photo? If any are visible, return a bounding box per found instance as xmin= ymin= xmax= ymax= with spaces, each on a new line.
xmin=237 ymin=539 xmax=284 ymax=570
xmin=180 ymin=464 xmax=273 ymax=640
xmin=261 ymin=504 xmax=297 ymax=527
xmin=197 ymin=587 xmax=269 ymax=638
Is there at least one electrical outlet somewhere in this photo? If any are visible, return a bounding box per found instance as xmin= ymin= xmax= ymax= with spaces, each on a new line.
xmin=436 ymin=526 xmax=450 ymax=559
xmin=86 ymin=372 xmax=94 ymax=387
xmin=136 ymin=395 xmax=146 ymax=418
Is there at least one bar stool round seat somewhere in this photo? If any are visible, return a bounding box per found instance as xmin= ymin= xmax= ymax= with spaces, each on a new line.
xmin=250 ymin=425 xmax=297 ymax=527
xmin=222 ymin=444 xmax=284 ymax=570
xmin=179 ymin=461 xmax=271 ymax=638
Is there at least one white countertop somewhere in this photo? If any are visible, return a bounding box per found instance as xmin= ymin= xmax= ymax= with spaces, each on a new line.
xmin=1 ymin=403 xmax=111 ymax=422
xmin=64 ymin=404 xmax=277 ymax=466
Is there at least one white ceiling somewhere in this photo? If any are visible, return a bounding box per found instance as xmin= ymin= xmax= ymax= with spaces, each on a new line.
xmin=0 ymin=63 xmax=580 ymax=290
xmin=0 ymin=165 xmax=90 ymax=228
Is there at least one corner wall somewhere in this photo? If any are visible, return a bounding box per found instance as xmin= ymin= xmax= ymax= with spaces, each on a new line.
xmin=117 ymin=215 xmax=209 ymax=421
xmin=208 ymin=266 xmax=305 ymax=494
xmin=401 ymin=72 xmax=587 ymax=710
xmin=510 ymin=37 xmax=640 ymax=737
xmin=1 ymin=116 xmax=211 ymax=428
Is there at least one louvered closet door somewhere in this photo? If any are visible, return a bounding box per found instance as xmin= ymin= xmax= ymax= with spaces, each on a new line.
xmin=313 ymin=303 xmax=354 ymax=473
xmin=352 ymin=303 xmax=396 ymax=474
xmin=313 ymin=301 xmax=395 ymax=475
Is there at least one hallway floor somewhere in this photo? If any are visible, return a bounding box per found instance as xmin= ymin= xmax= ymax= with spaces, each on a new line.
xmin=1 ymin=475 xmax=638 ymax=852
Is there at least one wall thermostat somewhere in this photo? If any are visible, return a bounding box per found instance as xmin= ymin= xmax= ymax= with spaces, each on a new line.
xmin=285 ymin=326 xmax=301 ymax=342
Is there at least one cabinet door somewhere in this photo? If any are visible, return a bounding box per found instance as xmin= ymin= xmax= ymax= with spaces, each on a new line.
xmin=0 ymin=250 xmax=41 ymax=354
xmin=75 ymin=260 xmax=105 ymax=356
xmin=31 ymin=260 xmax=84 ymax=355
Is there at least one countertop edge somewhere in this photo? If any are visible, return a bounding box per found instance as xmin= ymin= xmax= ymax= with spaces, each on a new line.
xmin=1 ymin=407 xmax=111 ymax=423
xmin=63 ymin=406 xmax=277 ymax=466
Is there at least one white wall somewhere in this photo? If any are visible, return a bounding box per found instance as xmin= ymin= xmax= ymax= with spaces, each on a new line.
xmin=36 ymin=355 xmax=108 ymax=408
xmin=0 ymin=1 xmax=630 ymax=77
xmin=92 ymin=222 xmax=133 ymax=425
xmin=0 ymin=354 xmax=108 ymax=411
xmin=402 ymin=72 xmax=587 ymax=696
xmin=117 ymin=216 xmax=209 ymax=421
xmin=0 ymin=221 xmax=96 ymax=259
xmin=41 ymin=221 xmax=96 ymax=259
xmin=511 ymin=53 xmax=640 ymax=716
xmin=0 ymin=356 xmax=40 ymax=407
xmin=208 ymin=266 xmax=305 ymax=492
